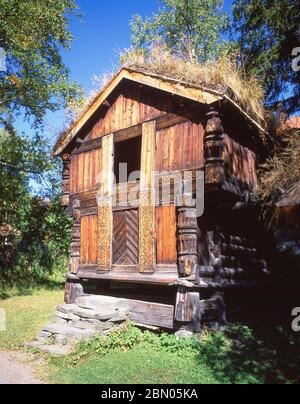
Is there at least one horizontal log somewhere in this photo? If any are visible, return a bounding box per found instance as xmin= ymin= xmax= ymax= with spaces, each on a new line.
xmin=218 ymin=266 xmax=269 ymax=280
xmin=127 ymin=299 xmax=175 ymax=329
xmin=220 ymin=234 xmax=257 ymax=248
xmin=197 ymin=266 xmax=216 ymax=278
xmin=114 ymin=112 xmax=190 ymax=143
xmin=221 ymin=243 xmax=259 ymax=258
xmin=220 ymin=255 xmax=267 ymax=271
xmin=72 ymin=137 xmax=102 ymax=155
xmin=80 ymin=207 xmax=98 ymax=217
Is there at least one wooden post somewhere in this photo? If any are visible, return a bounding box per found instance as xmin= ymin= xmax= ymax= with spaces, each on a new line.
xmin=175 ymin=287 xmax=202 ymax=335
xmin=177 ymin=207 xmax=198 ymax=277
xmin=61 ymin=154 xmax=70 ymax=207
xmin=208 ymin=229 xmax=222 ymax=281
xmin=69 ymin=199 xmax=81 ymax=275
xmin=139 ymin=121 xmax=156 ymax=273
xmin=65 ymin=273 xmax=84 ymax=304
xmin=204 ymin=110 xmax=225 ymax=186
xmin=97 ymin=134 xmax=114 ymax=271
xmin=211 ymin=292 xmax=227 ymax=329
xmin=65 ymin=199 xmax=83 ymax=304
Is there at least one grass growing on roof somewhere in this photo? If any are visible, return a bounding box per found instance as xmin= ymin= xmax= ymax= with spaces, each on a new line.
xmin=59 ymin=46 xmax=267 ymax=154
xmin=259 ymin=128 xmax=300 ymax=232
xmin=120 ymin=46 xmax=266 ymax=130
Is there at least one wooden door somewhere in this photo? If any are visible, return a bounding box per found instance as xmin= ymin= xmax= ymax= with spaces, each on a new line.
xmin=112 ymin=209 xmax=139 ymax=266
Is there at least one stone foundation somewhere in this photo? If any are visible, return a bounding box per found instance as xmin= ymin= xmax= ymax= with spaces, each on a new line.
xmin=26 ymin=296 xmax=130 ymax=355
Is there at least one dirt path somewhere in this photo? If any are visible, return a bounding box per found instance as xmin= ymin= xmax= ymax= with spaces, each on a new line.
xmin=0 ymin=351 xmax=44 ymax=384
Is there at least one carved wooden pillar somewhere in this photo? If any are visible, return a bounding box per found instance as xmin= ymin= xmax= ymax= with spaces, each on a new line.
xmin=139 ymin=121 xmax=156 ymax=273
xmin=65 ymin=199 xmax=83 ymax=304
xmin=61 ymin=154 xmax=71 ymax=207
xmin=204 ymin=110 xmax=225 ymax=186
xmin=177 ymin=207 xmax=198 ymax=277
xmin=97 ymin=134 xmax=114 ymax=271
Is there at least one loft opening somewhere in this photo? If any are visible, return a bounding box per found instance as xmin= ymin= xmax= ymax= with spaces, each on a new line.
xmin=114 ymin=136 xmax=142 ymax=184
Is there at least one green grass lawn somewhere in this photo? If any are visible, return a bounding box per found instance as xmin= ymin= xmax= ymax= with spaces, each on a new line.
xmin=0 ymin=289 xmax=63 ymax=350
xmin=49 ymin=347 xmax=219 ymax=384
xmin=1 ymin=288 xmax=300 ymax=384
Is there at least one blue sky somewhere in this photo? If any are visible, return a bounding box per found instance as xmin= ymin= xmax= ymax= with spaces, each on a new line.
xmin=16 ymin=0 xmax=234 ymax=142
xmin=64 ymin=0 xmax=233 ymax=92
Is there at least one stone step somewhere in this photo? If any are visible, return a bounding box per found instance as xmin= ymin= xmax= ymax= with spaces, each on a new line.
xmin=42 ymin=323 xmax=97 ymax=340
xmin=51 ymin=316 xmax=68 ymax=326
xmin=37 ymin=331 xmax=53 ymax=343
xmin=73 ymin=306 xmax=118 ymax=321
xmin=76 ymin=295 xmax=126 ymax=312
xmin=25 ymin=341 xmax=71 ymax=356
xmin=55 ymin=310 xmax=80 ymax=322
xmin=57 ymin=304 xmax=77 ymax=314
xmin=70 ymin=320 xmax=101 ymax=331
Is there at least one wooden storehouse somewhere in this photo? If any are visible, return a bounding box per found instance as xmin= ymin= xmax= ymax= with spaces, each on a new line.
xmin=53 ymin=68 xmax=270 ymax=333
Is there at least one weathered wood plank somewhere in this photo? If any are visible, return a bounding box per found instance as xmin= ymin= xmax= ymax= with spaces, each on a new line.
xmin=80 ymin=216 xmax=89 ymax=265
xmin=89 ymin=214 xmax=98 ymax=265
xmin=77 ymin=266 xmax=180 ymax=285
xmin=127 ymin=300 xmax=174 ymax=329
xmin=156 ymin=206 xmax=177 ymax=265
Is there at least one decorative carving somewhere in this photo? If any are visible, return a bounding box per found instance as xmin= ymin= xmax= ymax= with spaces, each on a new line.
xmin=177 ymin=207 xmax=198 ymax=277
xmin=139 ymin=121 xmax=156 ymax=273
xmin=69 ymin=199 xmax=81 ymax=275
xmin=97 ymin=202 xmax=112 ymax=270
xmin=204 ymin=110 xmax=225 ymax=186
xmin=97 ymin=134 xmax=114 ymax=271
xmin=139 ymin=191 xmax=156 ymax=273
xmin=61 ymin=154 xmax=70 ymax=207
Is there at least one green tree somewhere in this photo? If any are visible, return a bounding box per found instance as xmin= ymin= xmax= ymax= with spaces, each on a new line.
xmin=130 ymin=0 xmax=231 ymax=61
xmin=0 ymin=129 xmax=72 ymax=278
xmin=233 ymin=0 xmax=300 ymax=114
xmin=0 ymin=0 xmax=79 ymax=280
xmin=0 ymin=0 xmax=80 ymax=126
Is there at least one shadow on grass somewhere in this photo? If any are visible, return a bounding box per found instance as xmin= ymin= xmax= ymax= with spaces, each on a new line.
xmin=197 ymin=321 xmax=300 ymax=384
xmin=0 ymin=276 xmax=64 ymax=299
